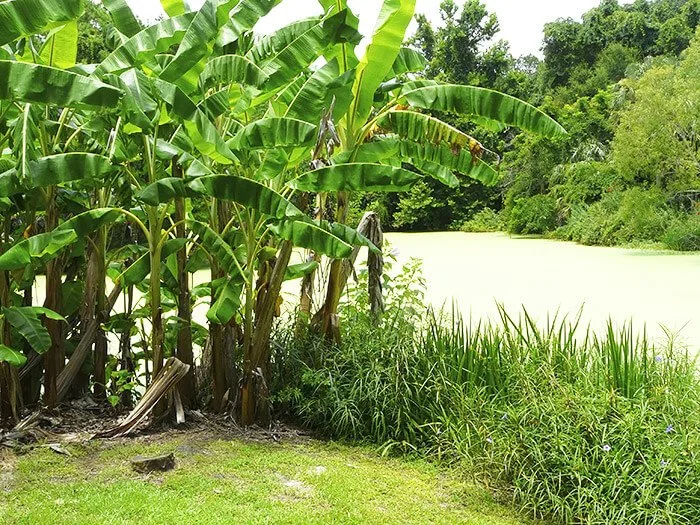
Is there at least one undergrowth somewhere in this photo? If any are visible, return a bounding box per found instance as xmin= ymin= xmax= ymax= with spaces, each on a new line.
xmin=273 ymin=259 xmax=700 ymax=524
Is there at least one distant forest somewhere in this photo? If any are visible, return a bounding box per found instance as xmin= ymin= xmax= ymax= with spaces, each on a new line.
xmin=357 ymin=0 xmax=700 ymax=251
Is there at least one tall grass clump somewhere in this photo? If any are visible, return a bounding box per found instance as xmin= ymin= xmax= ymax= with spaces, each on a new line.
xmin=274 ymin=260 xmax=700 ymax=524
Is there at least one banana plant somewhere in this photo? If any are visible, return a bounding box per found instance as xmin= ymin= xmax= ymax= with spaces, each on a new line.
xmin=0 ymin=0 xmax=127 ymax=415
xmin=92 ymin=0 xmax=372 ymax=422
xmin=280 ymin=0 xmax=568 ymax=341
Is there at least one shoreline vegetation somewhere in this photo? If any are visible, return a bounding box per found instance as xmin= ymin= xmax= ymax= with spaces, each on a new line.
xmin=275 ymin=260 xmax=700 ymax=524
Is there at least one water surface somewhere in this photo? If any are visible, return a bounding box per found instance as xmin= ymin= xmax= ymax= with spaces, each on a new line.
xmin=384 ymin=232 xmax=700 ymax=353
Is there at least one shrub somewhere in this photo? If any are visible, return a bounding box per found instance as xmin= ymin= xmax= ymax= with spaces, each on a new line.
xmin=555 ymin=192 xmax=623 ymax=245
xmin=663 ymin=214 xmax=700 ymax=251
xmin=460 ymin=208 xmax=504 ymax=232
xmin=548 ymin=161 xmax=622 ymax=208
xmin=508 ymin=195 xmax=559 ymax=234
xmin=557 ymin=188 xmax=673 ymax=246
xmin=615 ymin=187 xmax=668 ymax=243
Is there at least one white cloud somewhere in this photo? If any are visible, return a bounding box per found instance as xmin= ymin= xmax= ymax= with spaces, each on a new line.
xmin=124 ymin=0 xmax=602 ymax=57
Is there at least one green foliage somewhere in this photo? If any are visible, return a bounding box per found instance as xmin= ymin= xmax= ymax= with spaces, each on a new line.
xmin=507 ymin=194 xmax=559 ymax=234
xmin=613 ymin=34 xmax=700 ymax=190
xmin=556 ymin=188 xmax=673 ymax=246
xmin=662 ymin=213 xmax=700 ymax=251
xmin=460 ymin=207 xmax=504 ymax=232
xmin=276 ymin=261 xmax=700 ymax=524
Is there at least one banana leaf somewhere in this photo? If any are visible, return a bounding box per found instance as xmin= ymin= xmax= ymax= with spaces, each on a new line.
xmin=0 ymin=0 xmax=83 ymax=46
xmin=289 ymin=163 xmax=420 ymax=192
xmin=403 ymin=84 xmax=567 ymax=138
xmin=0 ymin=60 xmax=122 ymax=108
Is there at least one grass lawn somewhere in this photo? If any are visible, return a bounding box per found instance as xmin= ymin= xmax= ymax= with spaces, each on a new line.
xmin=0 ymin=431 xmax=530 ymax=524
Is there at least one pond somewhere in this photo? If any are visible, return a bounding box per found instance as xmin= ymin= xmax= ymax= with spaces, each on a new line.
xmin=384 ymin=232 xmax=700 ymax=355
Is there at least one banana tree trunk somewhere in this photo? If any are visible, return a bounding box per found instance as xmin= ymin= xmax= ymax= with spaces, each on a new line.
xmin=208 ymin=199 xmax=232 ymax=412
xmin=297 ymin=193 xmax=324 ymax=331
xmin=119 ymin=285 xmax=135 ymax=408
xmin=43 ymin=186 xmax=64 ymax=408
xmin=240 ymin=240 xmax=293 ymax=426
xmin=174 ymin=160 xmax=194 ymax=408
xmin=149 ymin=223 xmax=164 ymax=378
xmin=56 ymin=285 xmax=120 ymax=403
xmin=314 ymin=191 xmax=350 ymax=343
xmin=81 ymin=227 xmax=108 ymax=400
xmin=365 ymin=214 xmax=384 ymax=322
xmin=313 ymin=212 xmax=383 ymax=340
xmin=0 ymin=269 xmax=20 ymax=423
xmin=19 ymin=213 xmax=41 ymax=406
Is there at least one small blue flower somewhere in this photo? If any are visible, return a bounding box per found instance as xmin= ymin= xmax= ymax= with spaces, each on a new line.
xmin=602 ymin=444 xmax=612 ymax=452
xmin=655 ymin=355 xmax=664 ymax=363
xmin=660 ymin=459 xmax=670 ymax=468
xmin=666 ymin=425 xmax=675 ymax=434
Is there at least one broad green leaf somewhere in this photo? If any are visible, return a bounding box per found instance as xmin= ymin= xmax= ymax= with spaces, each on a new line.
xmin=200 ymin=55 xmax=269 ymax=89
xmin=0 ymin=169 xmax=22 ymax=197
xmin=0 ymin=61 xmax=122 ymax=108
xmin=284 ymin=58 xmax=355 ymax=123
xmin=189 ymin=175 xmax=306 ymax=220
xmin=0 ymin=345 xmax=26 ymax=367
xmin=109 ymin=69 xmax=158 ymax=131
xmin=333 ymin=137 xmax=400 ymax=164
xmin=346 ymin=0 xmax=416 ymax=136
xmin=189 ymin=221 xmax=242 ymax=276
xmin=269 ymin=220 xmax=353 ymax=259
xmin=0 ymin=0 xmax=83 ymax=46
xmin=161 ymin=0 xmax=187 ymax=16
xmin=207 ymin=277 xmax=244 ymax=324
xmin=152 ymin=78 xmax=236 ymax=164
xmin=4 ymin=306 xmax=64 ymax=354
xmin=95 ymin=13 xmax=196 ymax=75
xmin=115 ymin=239 xmax=187 ymax=288
xmin=0 ymin=229 xmax=78 ymax=271
xmin=284 ymin=261 xmax=319 ymax=281
xmin=261 ymin=10 xmax=360 ymax=90
xmin=403 ymin=84 xmax=567 ymax=138
xmin=322 ymin=220 xmax=381 ymax=254
xmin=137 ymin=177 xmax=197 ymax=205
xmin=58 ymin=208 xmax=124 ymax=237
xmin=39 ymin=21 xmax=78 ymax=69
xmin=398 ymin=140 xmax=500 ymax=186
xmin=228 ymin=117 xmax=317 ymax=151
xmin=379 ymin=110 xmax=485 ymax=156
xmin=413 ymin=159 xmax=458 ymax=188
xmin=102 ymin=0 xmax=141 ymax=37
xmin=2 ymin=153 xmax=115 ymax=194
xmin=387 ymin=47 xmax=427 ymax=78
xmin=317 ymin=0 xmax=359 ymax=71
xmin=159 ymin=0 xmax=241 ymax=92
xmin=247 ymin=18 xmax=322 ymax=63
xmin=289 ymin=163 xmax=420 ymax=192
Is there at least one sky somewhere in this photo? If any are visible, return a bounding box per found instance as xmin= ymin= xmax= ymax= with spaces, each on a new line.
xmin=123 ymin=0 xmax=603 ymax=58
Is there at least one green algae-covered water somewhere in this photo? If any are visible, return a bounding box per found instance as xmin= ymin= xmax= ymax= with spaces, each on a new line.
xmin=385 ymin=232 xmax=700 ymax=354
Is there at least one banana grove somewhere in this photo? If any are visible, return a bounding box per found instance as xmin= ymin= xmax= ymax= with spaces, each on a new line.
xmin=0 ymin=0 xmax=565 ymax=427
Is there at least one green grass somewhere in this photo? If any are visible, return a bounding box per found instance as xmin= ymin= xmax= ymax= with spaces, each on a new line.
xmin=0 ymin=434 xmax=529 ymax=525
